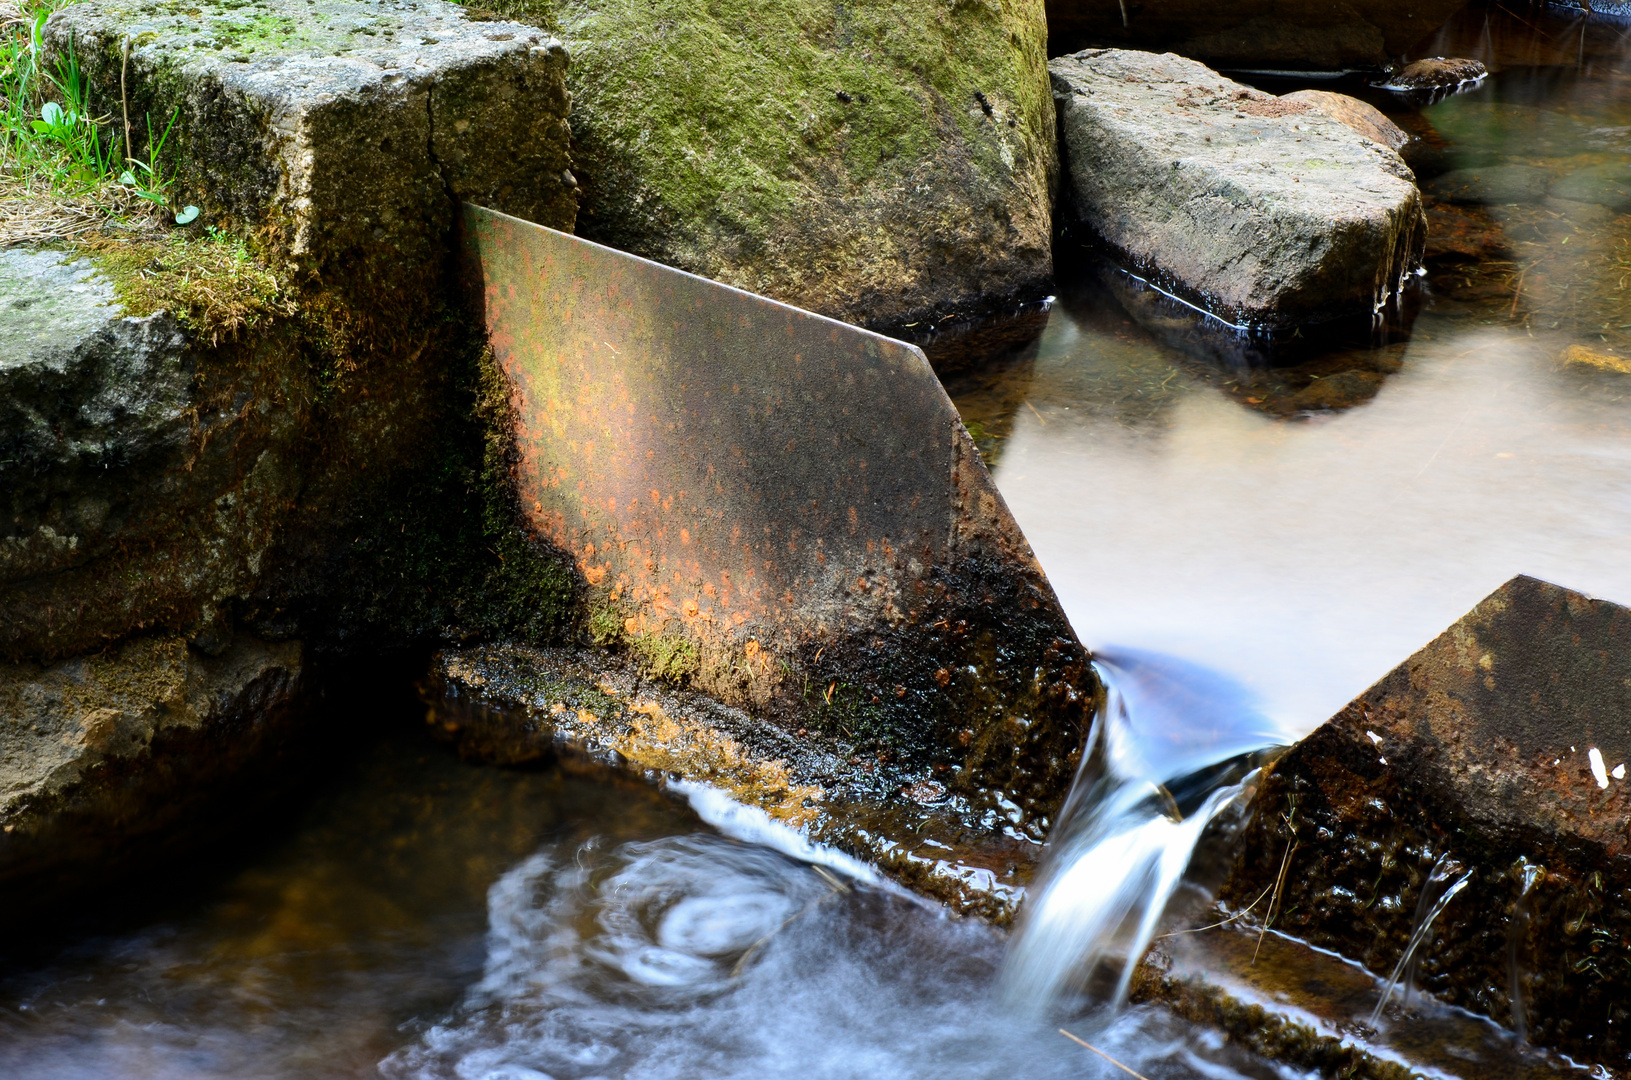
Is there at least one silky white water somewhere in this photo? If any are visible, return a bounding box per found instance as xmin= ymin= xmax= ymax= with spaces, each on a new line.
xmin=1000 ymin=651 xmax=1283 ymax=1013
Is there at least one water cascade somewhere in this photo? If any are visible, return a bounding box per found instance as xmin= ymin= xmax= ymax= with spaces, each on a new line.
xmin=1000 ymin=651 xmax=1284 ymax=1013
xmin=1369 ymin=854 xmax=1475 ymax=1025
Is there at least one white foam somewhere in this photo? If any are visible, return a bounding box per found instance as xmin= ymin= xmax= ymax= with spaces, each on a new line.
xmin=668 ymin=780 xmax=886 ymax=888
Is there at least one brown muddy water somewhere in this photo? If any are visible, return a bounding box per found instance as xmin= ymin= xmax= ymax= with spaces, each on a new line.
xmin=4 ymin=4 xmax=1630 ymax=1078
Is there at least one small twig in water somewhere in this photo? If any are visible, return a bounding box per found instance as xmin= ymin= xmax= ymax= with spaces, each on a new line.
xmin=1156 ymin=880 xmax=1275 ymax=940
xmin=1025 ymin=400 xmax=1046 ymax=425
xmin=1254 ymin=816 xmax=1299 ymax=965
xmin=1059 ymin=1029 xmax=1151 ymax=1080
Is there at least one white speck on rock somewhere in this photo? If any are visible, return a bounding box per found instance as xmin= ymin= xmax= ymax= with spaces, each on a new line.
xmin=1366 ymin=730 xmax=1382 ymax=745
xmin=1589 ymin=746 xmax=1609 ymax=789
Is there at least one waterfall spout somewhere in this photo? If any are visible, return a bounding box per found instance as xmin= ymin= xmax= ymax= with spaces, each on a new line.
xmin=1507 ymin=862 xmax=1545 ymax=1042
xmin=999 ymin=651 xmax=1283 ymax=1015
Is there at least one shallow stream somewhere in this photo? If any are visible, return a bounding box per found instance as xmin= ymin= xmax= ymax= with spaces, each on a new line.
xmin=5 ymin=4 xmax=1630 ymax=1077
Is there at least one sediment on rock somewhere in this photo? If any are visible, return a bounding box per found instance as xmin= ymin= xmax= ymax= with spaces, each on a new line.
xmin=1218 ymin=575 xmax=1631 ymax=1071
xmin=463 ymin=0 xmax=1058 ymax=335
xmin=1049 ymin=49 xmax=1426 ymax=330
xmin=1043 ymin=0 xmax=1471 ymax=71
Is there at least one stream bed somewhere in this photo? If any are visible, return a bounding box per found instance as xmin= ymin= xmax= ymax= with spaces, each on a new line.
xmin=0 ymin=725 xmax=1295 ymax=1080
xmin=3 ymin=4 xmax=1629 ymax=1078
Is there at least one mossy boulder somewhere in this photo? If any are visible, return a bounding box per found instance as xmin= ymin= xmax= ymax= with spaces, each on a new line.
xmin=473 ymin=0 xmax=1057 ymax=333
xmin=45 ymin=0 xmax=577 ymax=312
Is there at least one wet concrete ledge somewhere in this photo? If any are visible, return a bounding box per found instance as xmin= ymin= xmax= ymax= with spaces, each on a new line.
xmin=1217 ymin=575 xmax=1631 ymax=1073
xmin=423 ymin=642 xmax=1058 ymax=922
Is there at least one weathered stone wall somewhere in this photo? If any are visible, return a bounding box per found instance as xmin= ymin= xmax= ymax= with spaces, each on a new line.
xmin=468 ymin=0 xmax=1058 ymax=335
xmin=1 ymin=0 xmax=584 ymax=895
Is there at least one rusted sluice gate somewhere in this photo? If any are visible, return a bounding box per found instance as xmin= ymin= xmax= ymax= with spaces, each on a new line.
xmin=457 ymin=205 xmax=1096 ymax=834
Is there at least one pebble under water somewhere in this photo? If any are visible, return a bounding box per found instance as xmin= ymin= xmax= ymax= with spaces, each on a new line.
xmin=0 ymin=727 xmax=1303 ymax=1080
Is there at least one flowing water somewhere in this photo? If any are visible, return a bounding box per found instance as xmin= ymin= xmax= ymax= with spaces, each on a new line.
xmin=5 ymin=4 xmax=1631 ymax=1076
xmin=950 ymin=4 xmax=1631 ymax=739
xmin=0 ymin=724 xmax=1301 ymax=1080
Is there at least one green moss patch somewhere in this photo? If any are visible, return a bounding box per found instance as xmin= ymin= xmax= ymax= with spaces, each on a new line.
xmin=82 ymin=226 xmax=293 ymax=343
xmin=464 ymin=0 xmax=1054 ymax=328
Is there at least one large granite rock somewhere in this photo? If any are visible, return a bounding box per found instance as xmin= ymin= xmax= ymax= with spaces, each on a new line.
xmin=1044 ymin=0 xmax=1472 ymax=71
xmin=1050 ymin=49 xmax=1425 ymax=329
xmin=45 ymin=0 xmax=575 ymax=308
xmin=474 ymin=0 xmax=1058 ymax=334
xmin=1221 ymin=575 xmax=1631 ymax=1070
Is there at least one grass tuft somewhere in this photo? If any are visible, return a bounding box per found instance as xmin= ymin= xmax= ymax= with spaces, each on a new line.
xmin=3 ymin=0 xmax=192 ymax=247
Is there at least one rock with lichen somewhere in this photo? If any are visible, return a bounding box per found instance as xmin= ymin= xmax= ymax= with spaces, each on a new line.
xmin=466 ymin=0 xmax=1058 ymax=334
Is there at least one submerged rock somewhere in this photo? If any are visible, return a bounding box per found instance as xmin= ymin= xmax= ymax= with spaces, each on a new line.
xmin=474 ymin=0 xmax=1058 ymax=333
xmin=1427 ymin=164 xmax=1557 ymax=205
xmin=1050 ymin=49 xmax=1425 ymax=329
xmin=1043 ymin=0 xmax=1473 ymax=71
xmin=1220 ymin=575 xmax=1631 ymax=1069
xmin=1381 ymin=56 xmax=1488 ymax=90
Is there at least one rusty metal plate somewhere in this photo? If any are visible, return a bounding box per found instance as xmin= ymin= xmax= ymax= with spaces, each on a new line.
xmin=459 ymin=205 xmax=1091 ymax=814
xmin=463 ymin=204 xmax=1015 ymax=642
